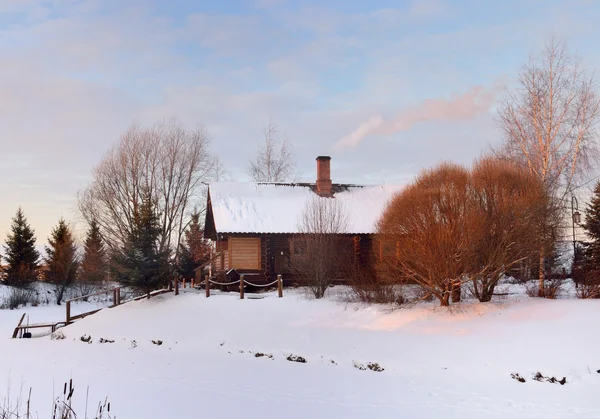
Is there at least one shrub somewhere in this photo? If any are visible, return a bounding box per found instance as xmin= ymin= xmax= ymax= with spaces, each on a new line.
xmin=2 ymin=286 xmax=37 ymax=310
xmin=576 ymin=282 xmax=600 ymax=299
xmin=347 ymin=262 xmax=404 ymax=305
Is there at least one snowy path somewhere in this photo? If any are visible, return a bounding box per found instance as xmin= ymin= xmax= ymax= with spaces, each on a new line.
xmin=1 ymin=289 xmax=599 ymax=418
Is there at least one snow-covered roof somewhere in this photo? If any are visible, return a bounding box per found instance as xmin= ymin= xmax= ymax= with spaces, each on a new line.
xmin=207 ymin=182 xmax=404 ymax=235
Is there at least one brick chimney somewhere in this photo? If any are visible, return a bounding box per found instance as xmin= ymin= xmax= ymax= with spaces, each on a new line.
xmin=316 ymin=156 xmax=332 ymax=197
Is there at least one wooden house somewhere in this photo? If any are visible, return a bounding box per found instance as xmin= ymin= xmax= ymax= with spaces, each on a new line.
xmin=200 ymin=156 xmax=403 ymax=285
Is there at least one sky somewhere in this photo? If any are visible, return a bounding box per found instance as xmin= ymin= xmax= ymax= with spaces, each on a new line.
xmin=1 ymin=0 xmax=600 ymax=248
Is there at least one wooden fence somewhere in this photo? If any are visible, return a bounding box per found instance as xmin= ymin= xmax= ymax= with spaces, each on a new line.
xmin=66 ymin=287 xmax=122 ymax=324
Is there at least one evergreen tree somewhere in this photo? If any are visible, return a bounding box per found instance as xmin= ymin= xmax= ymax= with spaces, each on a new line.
xmin=582 ymin=181 xmax=600 ymax=274
xmin=113 ymin=194 xmax=171 ymax=295
xmin=80 ymin=219 xmax=107 ymax=283
xmin=3 ymin=208 xmax=40 ymax=286
xmin=177 ymin=212 xmax=210 ymax=280
xmin=45 ymin=219 xmax=79 ymax=305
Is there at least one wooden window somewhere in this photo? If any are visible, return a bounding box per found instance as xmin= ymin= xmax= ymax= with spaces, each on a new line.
xmin=229 ymin=237 xmax=261 ymax=270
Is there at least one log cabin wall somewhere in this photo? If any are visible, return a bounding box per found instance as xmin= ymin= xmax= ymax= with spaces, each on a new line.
xmin=210 ymin=233 xmax=375 ymax=285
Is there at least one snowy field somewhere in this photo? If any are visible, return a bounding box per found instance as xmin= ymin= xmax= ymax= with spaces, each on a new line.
xmin=1 ymin=284 xmax=599 ymax=418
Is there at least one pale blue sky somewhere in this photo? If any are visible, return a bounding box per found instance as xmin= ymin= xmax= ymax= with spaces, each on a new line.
xmin=1 ymin=0 xmax=600 ymax=245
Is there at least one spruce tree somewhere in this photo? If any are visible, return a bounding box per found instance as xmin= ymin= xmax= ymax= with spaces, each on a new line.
xmin=3 ymin=208 xmax=40 ymax=286
xmin=45 ymin=219 xmax=79 ymax=304
xmin=80 ymin=219 xmax=107 ymax=283
xmin=582 ymin=182 xmax=600 ymax=274
xmin=177 ymin=212 xmax=210 ymax=280
xmin=114 ymin=194 xmax=170 ymax=295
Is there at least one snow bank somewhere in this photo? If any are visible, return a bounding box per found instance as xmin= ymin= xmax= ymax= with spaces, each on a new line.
xmin=0 ymin=288 xmax=599 ymax=418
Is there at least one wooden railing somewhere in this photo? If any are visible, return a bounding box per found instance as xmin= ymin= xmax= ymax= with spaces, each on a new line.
xmin=66 ymin=287 xmax=121 ymax=324
xmin=205 ymin=274 xmax=284 ymax=299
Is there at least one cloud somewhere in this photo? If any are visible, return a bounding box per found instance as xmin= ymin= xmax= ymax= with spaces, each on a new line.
xmin=334 ymin=84 xmax=503 ymax=150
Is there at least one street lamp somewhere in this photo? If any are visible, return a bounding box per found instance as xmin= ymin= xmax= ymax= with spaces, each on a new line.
xmin=571 ymin=195 xmax=581 ymax=259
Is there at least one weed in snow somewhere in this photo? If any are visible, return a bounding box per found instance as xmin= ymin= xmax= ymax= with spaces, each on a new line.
xmin=151 ymin=340 xmax=163 ymax=346
xmin=130 ymin=340 xmax=137 ymax=349
xmin=98 ymin=338 xmax=115 ymax=344
xmin=254 ymin=352 xmax=274 ymax=359
xmin=532 ymin=372 xmax=567 ymax=385
xmin=80 ymin=335 xmax=92 ymax=344
xmin=51 ymin=330 xmax=66 ymax=340
xmin=511 ymin=373 xmax=526 ymax=383
xmin=353 ymin=361 xmax=384 ymax=372
xmin=286 ymin=355 xmax=307 ymax=363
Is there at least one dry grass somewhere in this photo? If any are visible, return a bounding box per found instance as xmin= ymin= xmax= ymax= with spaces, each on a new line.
xmin=0 ymin=379 xmax=114 ymax=419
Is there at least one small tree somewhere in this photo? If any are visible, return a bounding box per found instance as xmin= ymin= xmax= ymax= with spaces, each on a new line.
xmin=177 ymin=212 xmax=211 ymax=280
xmin=45 ymin=219 xmax=79 ymax=305
xmin=113 ymin=193 xmax=171 ymax=296
xmin=80 ymin=219 xmax=107 ymax=284
xmin=291 ymin=196 xmax=350 ymax=299
xmin=248 ymin=120 xmax=296 ymax=183
xmin=3 ymin=208 xmax=40 ymax=286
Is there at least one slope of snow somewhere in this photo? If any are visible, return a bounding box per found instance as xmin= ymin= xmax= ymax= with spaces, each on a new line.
xmin=208 ymin=182 xmax=403 ymax=234
xmin=0 ymin=288 xmax=599 ymax=418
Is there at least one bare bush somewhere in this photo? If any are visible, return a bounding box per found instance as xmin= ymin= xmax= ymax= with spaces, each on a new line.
xmin=291 ymin=197 xmax=350 ymax=299
xmin=1 ymin=287 xmax=37 ymax=310
xmin=347 ymin=261 xmax=404 ymax=304
xmin=576 ymin=282 xmax=600 ymax=299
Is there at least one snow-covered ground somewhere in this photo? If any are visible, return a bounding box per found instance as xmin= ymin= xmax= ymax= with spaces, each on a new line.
xmin=1 ymin=285 xmax=599 ymax=418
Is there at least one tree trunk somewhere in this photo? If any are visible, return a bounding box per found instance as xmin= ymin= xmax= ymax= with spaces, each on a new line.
xmin=451 ymin=279 xmax=461 ymax=303
xmin=538 ymin=247 xmax=545 ymax=297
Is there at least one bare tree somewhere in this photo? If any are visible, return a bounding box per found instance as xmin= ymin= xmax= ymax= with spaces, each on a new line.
xmin=291 ymin=196 xmax=350 ymax=299
xmin=248 ymin=120 xmax=296 ymax=183
xmin=376 ymin=163 xmax=471 ymax=307
xmin=468 ymin=157 xmax=550 ymax=302
xmin=497 ymin=37 xmax=600 ymax=295
xmin=79 ymin=120 xmax=215 ymax=257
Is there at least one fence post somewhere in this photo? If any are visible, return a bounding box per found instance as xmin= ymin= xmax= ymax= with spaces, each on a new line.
xmin=117 ymin=288 xmax=121 ymax=305
xmin=175 ymin=276 xmax=179 ymax=296
xmin=113 ymin=289 xmax=117 ymax=306
xmin=183 ymin=278 xmax=187 ymax=289
xmin=192 ymin=278 xmax=195 ymax=288
xmin=277 ymin=274 xmax=283 ymax=298
xmin=240 ymin=275 xmax=245 ymax=299
xmin=66 ymin=300 xmax=71 ymax=324
xmin=205 ymin=275 xmax=210 ymax=298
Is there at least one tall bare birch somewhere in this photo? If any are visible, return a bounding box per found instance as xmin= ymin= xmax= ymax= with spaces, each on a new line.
xmin=497 ymin=37 xmax=600 ymax=295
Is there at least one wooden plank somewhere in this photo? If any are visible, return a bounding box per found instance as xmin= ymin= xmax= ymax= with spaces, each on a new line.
xmin=12 ymin=313 xmax=26 ymax=339
xmin=68 ymin=309 xmax=102 ymax=322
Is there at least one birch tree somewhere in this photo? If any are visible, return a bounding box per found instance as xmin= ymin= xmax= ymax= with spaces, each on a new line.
xmin=248 ymin=120 xmax=296 ymax=182
xmin=497 ymin=37 xmax=600 ymax=295
xmin=79 ymin=120 xmax=216 ymax=257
